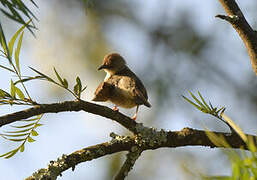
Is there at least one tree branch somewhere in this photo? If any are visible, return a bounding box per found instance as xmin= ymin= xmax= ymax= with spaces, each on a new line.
xmin=114 ymin=148 xmax=142 ymax=180
xmin=25 ymin=128 xmax=256 ymax=180
xmin=0 ymin=100 xmax=138 ymax=133
xmin=217 ymin=0 xmax=257 ymax=75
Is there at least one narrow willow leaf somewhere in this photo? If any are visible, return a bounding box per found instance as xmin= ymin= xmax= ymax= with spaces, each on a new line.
xmin=204 ymin=127 xmax=230 ymax=148
xmin=4 ymin=127 xmax=33 ymax=133
xmin=63 ymin=78 xmax=68 ymax=88
xmin=11 ymin=122 xmax=35 ymax=128
xmin=222 ymin=114 xmax=247 ymax=142
xmin=188 ymin=91 xmax=206 ymax=109
xmin=0 ymin=23 xmax=10 ymax=59
xmin=0 ymin=89 xmax=5 ymax=97
xmin=31 ymin=130 xmax=38 ymax=136
xmin=73 ymin=83 xmax=79 ymax=96
xmin=4 ymin=137 xmax=27 ymax=142
xmin=34 ymin=123 xmax=43 ymax=128
xmin=15 ymin=31 xmax=24 ymax=74
xmin=0 ymin=132 xmax=29 ymax=137
xmin=10 ymin=80 xmax=16 ymax=97
xmin=4 ymin=148 xmax=19 ymax=159
xmin=15 ymin=86 xmax=25 ymax=100
xmin=0 ymin=64 xmax=15 ymax=73
xmin=20 ymin=117 xmax=39 ymax=122
xmin=53 ymin=67 xmax=64 ymax=85
xmin=29 ymin=67 xmax=55 ymax=82
xmin=182 ymin=95 xmax=203 ymax=111
xmin=8 ymin=20 xmax=30 ymax=57
xmin=76 ymin=76 xmax=82 ymax=91
xmin=20 ymin=144 xmax=25 ymax=152
xmin=14 ymin=76 xmax=43 ymax=85
xmin=197 ymin=91 xmax=211 ymax=111
xmin=0 ymin=148 xmax=19 ymax=158
xmin=27 ymin=136 xmax=35 ymax=142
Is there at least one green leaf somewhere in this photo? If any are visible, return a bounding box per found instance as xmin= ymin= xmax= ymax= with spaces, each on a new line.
xmin=76 ymin=76 xmax=82 ymax=91
xmin=0 ymin=132 xmax=29 ymax=137
xmin=10 ymin=79 xmax=16 ymax=97
xmin=0 ymin=64 xmax=15 ymax=73
xmin=198 ymin=91 xmax=211 ymax=111
xmin=182 ymin=95 xmax=203 ymax=111
xmin=14 ymin=76 xmax=43 ymax=85
xmin=63 ymin=78 xmax=68 ymax=88
xmin=20 ymin=144 xmax=25 ymax=152
xmin=73 ymin=83 xmax=79 ymax=96
xmin=11 ymin=122 xmax=35 ymax=128
xmin=15 ymin=86 xmax=25 ymax=100
xmin=31 ymin=130 xmax=38 ymax=136
xmin=4 ymin=127 xmax=33 ymax=133
xmin=14 ymin=31 xmax=24 ymax=74
xmin=0 ymin=148 xmax=19 ymax=159
xmin=29 ymin=67 xmax=55 ymax=82
xmin=0 ymin=23 xmax=10 ymax=59
xmin=34 ymin=123 xmax=43 ymax=128
xmin=188 ymin=90 xmax=206 ymax=109
xmin=53 ymin=67 xmax=64 ymax=86
xmin=0 ymin=89 xmax=5 ymax=97
xmin=4 ymin=137 xmax=27 ymax=142
xmin=8 ymin=20 xmax=30 ymax=57
xmin=27 ymin=136 xmax=35 ymax=142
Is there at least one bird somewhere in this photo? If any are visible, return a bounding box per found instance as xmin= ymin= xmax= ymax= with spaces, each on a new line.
xmin=92 ymin=53 xmax=151 ymax=120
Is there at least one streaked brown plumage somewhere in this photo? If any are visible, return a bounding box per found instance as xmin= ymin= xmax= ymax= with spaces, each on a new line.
xmin=92 ymin=53 xmax=151 ymax=120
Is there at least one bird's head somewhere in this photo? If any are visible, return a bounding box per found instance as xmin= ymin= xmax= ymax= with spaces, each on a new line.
xmin=98 ymin=53 xmax=126 ymax=75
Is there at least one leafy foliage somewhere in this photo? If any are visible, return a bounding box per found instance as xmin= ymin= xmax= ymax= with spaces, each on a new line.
xmin=30 ymin=67 xmax=87 ymax=99
xmin=203 ymin=119 xmax=257 ymax=180
xmin=182 ymin=91 xmax=234 ymax=132
xmin=0 ymin=115 xmax=43 ymax=158
xmin=0 ymin=0 xmax=37 ymax=33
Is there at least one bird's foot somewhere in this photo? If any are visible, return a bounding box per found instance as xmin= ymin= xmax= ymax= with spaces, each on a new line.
xmin=113 ymin=106 xmax=119 ymax=112
xmin=131 ymin=114 xmax=137 ymax=120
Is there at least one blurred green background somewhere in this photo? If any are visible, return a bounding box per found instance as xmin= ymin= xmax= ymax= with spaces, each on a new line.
xmin=0 ymin=0 xmax=257 ymax=179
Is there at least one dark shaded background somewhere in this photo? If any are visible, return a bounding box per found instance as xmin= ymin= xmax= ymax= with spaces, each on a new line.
xmin=0 ymin=0 xmax=256 ymax=179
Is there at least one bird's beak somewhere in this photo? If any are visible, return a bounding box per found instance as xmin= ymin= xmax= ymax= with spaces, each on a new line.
xmin=98 ymin=64 xmax=109 ymax=70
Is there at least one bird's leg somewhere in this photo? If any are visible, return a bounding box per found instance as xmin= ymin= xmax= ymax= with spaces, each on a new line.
xmin=113 ymin=106 xmax=119 ymax=112
xmin=132 ymin=106 xmax=139 ymax=120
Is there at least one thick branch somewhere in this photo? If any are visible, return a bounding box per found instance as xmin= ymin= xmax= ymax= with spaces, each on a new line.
xmin=26 ymin=128 xmax=256 ymax=179
xmin=0 ymin=100 xmax=138 ymax=133
xmin=217 ymin=0 xmax=257 ymax=75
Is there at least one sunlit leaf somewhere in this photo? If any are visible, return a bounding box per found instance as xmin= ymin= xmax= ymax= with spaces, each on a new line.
xmin=8 ymin=20 xmax=31 ymax=57
xmin=222 ymin=114 xmax=247 ymax=142
xmin=4 ymin=127 xmax=33 ymax=133
xmin=10 ymin=79 xmax=16 ymax=97
xmin=15 ymin=86 xmax=25 ymax=100
xmin=31 ymin=130 xmax=38 ymax=136
xmin=29 ymin=67 xmax=55 ymax=82
xmin=27 ymin=136 xmax=35 ymax=142
xmin=14 ymin=31 xmax=24 ymax=74
xmin=53 ymin=67 xmax=64 ymax=86
xmin=0 ymin=148 xmax=19 ymax=159
xmin=20 ymin=144 xmax=25 ymax=152
xmin=0 ymin=132 xmax=29 ymax=137
xmin=11 ymin=122 xmax=35 ymax=128
xmin=63 ymin=78 xmax=68 ymax=88
xmin=14 ymin=76 xmax=43 ymax=85
xmin=34 ymin=123 xmax=43 ymax=128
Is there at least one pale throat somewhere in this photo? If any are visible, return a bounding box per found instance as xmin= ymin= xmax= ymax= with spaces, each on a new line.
xmin=104 ymin=69 xmax=114 ymax=81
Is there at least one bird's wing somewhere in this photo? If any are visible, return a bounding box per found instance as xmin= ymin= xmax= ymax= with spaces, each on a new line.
xmin=116 ymin=67 xmax=151 ymax=107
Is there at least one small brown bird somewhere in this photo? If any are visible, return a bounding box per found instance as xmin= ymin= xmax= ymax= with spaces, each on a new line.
xmin=92 ymin=53 xmax=151 ymax=120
